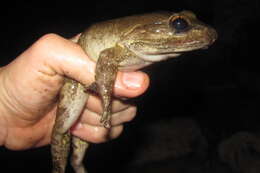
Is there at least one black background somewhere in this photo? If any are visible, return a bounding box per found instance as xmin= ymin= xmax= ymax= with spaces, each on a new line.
xmin=0 ymin=0 xmax=260 ymax=172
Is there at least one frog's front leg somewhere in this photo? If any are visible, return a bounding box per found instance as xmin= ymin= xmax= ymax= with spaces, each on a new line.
xmin=51 ymin=79 xmax=89 ymax=173
xmin=93 ymin=45 xmax=126 ymax=128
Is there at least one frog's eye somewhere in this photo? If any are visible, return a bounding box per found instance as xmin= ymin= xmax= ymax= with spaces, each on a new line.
xmin=170 ymin=17 xmax=189 ymax=33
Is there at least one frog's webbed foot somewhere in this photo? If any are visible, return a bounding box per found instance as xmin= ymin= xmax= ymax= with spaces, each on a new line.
xmin=218 ymin=132 xmax=260 ymax=172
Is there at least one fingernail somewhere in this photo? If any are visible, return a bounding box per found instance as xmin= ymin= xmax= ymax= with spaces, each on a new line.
xmin=121 ymin=72 xmax=144 ymax=89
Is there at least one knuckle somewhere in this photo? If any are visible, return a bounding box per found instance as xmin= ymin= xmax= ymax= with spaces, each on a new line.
xmin=29 ymin=33 xmax=60 ymax=54
xmin=37 ymin=33 xmax=61 ymax=43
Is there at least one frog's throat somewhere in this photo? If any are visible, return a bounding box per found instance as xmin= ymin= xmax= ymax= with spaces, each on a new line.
xmin=132 ymin=50 xmax=181 ymax=62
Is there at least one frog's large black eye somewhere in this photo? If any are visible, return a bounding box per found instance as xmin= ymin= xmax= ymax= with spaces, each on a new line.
xmin=170 ymin=17 xmax=189 ymax=33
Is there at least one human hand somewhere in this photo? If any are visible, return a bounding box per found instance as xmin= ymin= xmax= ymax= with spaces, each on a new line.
xmin=0 ymin=34 xmax=149 ymax=150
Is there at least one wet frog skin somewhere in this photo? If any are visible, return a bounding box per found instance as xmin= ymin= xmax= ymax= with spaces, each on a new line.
xmin=51 ymin=11 xmax=217 ymax=173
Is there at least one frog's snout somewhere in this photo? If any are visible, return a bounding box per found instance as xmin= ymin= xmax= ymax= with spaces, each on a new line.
xmin=208 ymin=27 xmax=218 ymax=45
xmin=199 ymin=27 xmax=217 ymax=50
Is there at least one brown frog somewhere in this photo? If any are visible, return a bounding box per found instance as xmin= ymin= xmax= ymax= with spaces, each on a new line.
xmin=51 ymin=11 xmax=217 ymax=173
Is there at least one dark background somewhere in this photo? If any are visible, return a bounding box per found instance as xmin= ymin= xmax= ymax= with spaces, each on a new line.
xmin=0 ymin=0 xmax=260 ymax=172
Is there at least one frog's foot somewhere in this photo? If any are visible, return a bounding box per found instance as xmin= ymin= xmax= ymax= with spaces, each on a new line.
xmin=218 ymin=132 xmax=260 ymax=172
xmin=100 ymin=111 xmax=111 ymax=128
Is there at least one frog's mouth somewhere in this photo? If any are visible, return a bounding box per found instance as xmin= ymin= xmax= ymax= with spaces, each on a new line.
xmin=141 ymin=52 xmax=182 ymax=62
xmin=130 ymin=39 xmax=213 ymax=62
xmin=132 ymin=45 xmax=209 ymax=62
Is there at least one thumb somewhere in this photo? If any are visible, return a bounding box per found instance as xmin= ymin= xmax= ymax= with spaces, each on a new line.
xmin=30 ymin=33 xmax=149 ymax=98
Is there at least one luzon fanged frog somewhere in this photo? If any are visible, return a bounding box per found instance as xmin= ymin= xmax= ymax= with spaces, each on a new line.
xmin=51 ymin=11 xmax=217 ymax=173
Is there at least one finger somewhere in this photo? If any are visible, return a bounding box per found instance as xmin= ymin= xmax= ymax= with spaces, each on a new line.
xmin=85 ymin=95 xmax=131 ymax=114
xmin=110 ymin=106 xmax=137 ymax=125
xmin=114 ymin=71 xmax=150 ymax=98
xmin=71 ymin=124 xmax=123 ymax=143
xmin=78 ymin=106 xmax=136 ymax=126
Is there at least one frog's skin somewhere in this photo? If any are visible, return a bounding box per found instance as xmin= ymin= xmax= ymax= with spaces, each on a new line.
xmin=51 ymin=11 xmax=217 ymax=173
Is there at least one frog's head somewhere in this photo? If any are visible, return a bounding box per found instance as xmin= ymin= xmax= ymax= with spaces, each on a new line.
xmin=123 ymin=11 xmax=217 ymax=62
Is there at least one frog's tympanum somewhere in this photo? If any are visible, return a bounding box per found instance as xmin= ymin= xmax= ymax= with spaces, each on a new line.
xmin=51 ymin=11 xmax=217 ymax=173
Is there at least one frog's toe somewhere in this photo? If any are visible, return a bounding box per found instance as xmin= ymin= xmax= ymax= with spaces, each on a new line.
xmin=100 ymin=118 xmax=111 ymax=128
xmin=100 ymin=113 xmax=111 ymax=128
xmin=103 ymin=120 xmax=111 ymax=128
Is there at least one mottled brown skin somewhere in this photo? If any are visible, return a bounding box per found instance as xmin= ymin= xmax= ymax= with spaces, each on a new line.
xmin=51 ymin=11 xmax=217 ymax=173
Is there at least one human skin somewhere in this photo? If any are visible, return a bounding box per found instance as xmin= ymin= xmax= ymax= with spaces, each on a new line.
xmin=0 ymin=33 xmax=149 ymax=150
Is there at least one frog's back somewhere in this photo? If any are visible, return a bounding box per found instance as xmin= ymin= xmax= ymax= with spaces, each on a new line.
xmin=78 ymin=12 xmax=172 ymax=61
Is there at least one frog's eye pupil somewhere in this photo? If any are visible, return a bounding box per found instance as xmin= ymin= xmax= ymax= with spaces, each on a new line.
xmin=170 ymin=17 xmax=189 ymax=33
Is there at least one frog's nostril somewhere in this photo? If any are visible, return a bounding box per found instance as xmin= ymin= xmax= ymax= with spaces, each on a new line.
xmin=211 ymin=29 xmax=218 ymax=42
xmin=206 ymin=28 xmax=218 ymax=45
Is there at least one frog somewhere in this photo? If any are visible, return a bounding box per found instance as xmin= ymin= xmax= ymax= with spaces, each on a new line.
xmin=51 ymin=10 xmax=217 ymax=173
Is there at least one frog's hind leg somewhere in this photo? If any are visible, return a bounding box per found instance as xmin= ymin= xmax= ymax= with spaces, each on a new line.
xmin=51 ymin=129 xmax=71 ymax=173
xmin=51 ymin=79 xmax=89 ymax=173
xmin=71 ymin=136 xmax=89 ymax=173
